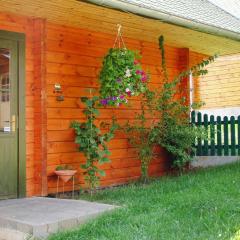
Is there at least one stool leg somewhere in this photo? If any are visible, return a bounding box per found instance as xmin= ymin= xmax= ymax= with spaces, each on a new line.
xmin=57 ymin=176 xmax=59 ymax=198
xmin=72 ymin=176 xmax=75 ymax=199
xmin=63 ymin=181 xmax=65 ymax=198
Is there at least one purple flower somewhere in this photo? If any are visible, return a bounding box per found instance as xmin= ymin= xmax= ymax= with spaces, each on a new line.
xmin=100 ymin=99 xmax=108 ymax=105
xmin=136 ymin=70 xmax=142 ymax=75
xmin=141 ymin=75 xmax=147 ymax=82
xmin=116 ymin=78 xmax=122 ymax=83
xmin=112 ymin=96 xmax=117 ymax=101
xmin=119 ymin=95 xmax=125 ymax=100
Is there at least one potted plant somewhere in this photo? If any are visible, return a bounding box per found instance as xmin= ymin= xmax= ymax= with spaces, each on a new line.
xmin=99 ymin=48 xmax=149 ymax=107
xmin=54 ymin=165 xmax=77 ymax=183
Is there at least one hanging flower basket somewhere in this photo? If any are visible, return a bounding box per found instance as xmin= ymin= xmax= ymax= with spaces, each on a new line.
xmin=99 ymin=25 xmax=149 ymax=107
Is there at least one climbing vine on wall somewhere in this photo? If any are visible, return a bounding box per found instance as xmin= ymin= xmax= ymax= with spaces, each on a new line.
xmin=71 ymin=96 xmax=118 ymax=193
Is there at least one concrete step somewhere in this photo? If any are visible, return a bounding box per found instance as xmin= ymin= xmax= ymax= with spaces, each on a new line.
xmin=0 ymin=197 xmax=116 ymax=239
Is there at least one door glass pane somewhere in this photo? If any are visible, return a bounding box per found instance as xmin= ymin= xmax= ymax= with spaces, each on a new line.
xmin=0 ymin=48 xmax=10 ymax=133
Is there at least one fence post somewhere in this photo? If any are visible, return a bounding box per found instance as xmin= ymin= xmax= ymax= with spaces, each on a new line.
xmin=203 ymin=114 xmax=208 ymax=155
xmin=216 ymin=116 xmax=222 ymax=156
xmin=191 ymin=111 xmax=196 ymax=156
xmin=238 ymin=116 xmax=240 ymax=156
xmin=223 ymin=116 xmax=229 ymax=156
xmin=230 ymin=116 xmax=236 ymax=156
xmin=210 ymin=115 xmax=215 ymax=156
xmin=191 ymin=111 xmax=196 ymax=125
xmin=197 ymin=112 xmax=202 ymax=156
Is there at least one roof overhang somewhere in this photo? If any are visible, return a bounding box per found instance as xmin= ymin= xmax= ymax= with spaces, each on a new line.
xmin=0 ymin=0 xmax=239 ymax=55
xmin=86 ymin=0 xmax=240 ymax=42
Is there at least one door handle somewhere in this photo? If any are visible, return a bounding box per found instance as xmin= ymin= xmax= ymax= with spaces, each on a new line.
xmin=11 ymin=115 xmax=16 ymax=132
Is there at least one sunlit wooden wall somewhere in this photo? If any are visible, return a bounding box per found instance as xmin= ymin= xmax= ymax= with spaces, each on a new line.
xmin=45 ymin=23 xmax=182 ymax=193
xmin=0 ymin=10 xmax=208 ymax=196
xmin=195 ymin=55 xmax=240 ymax=109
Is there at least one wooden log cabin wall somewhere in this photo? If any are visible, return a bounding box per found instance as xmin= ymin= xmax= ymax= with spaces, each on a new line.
xmin=194 ymin=54 xmax=240 ymax=109
xmin=0 ymin=10 xmax=208 ymax=197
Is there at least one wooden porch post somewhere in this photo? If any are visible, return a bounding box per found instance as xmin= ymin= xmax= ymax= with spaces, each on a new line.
xmin=33 ymin=18 xmax=48 ymax=196
xmin=178 ymin=48 xmax=190 ymax=106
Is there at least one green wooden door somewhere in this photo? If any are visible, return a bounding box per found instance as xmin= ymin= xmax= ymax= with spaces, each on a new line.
xmin=0 ymin=38 xmax=19 ymax=199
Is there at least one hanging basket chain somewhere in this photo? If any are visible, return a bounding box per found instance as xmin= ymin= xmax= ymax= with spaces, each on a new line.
xmin=113 ymin=24 xmax=126 ymax=49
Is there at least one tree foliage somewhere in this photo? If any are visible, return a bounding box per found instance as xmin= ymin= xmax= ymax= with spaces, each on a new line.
xmin=124 ymin=36 xmax=217 ymax=178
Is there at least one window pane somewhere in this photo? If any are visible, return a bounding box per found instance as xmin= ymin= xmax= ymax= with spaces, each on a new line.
xmin=0 ymin=48 xmax=10 ymax=133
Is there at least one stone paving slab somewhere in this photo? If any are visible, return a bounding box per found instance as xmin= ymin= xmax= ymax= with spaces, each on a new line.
xmin=0 ymin=228 xmax=32 ymax=240
xmin=0 ymin=197 xmax=116 ymax=239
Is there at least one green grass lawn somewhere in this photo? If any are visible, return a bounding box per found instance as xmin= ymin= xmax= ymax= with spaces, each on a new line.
xmin=49 ymin=162 xmax=240 ymax=240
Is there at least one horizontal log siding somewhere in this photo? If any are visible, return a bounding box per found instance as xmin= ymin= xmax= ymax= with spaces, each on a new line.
xmin=0 ymin=11 xmax=207 ymax=196
xmin=45 ymin=23 xmax=188 ymax=193
xmin=196 ymin=55 xmax=240 ymax=109
xmin=190 ymin=51 xmax=208 ymax=104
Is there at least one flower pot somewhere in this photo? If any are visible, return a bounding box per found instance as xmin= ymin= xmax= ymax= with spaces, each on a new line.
xmin=54 ymin=170 xmax=77 ymax=183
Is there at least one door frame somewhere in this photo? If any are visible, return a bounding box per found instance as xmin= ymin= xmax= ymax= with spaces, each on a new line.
xmin=0 ymin=30 xmax=26 ymax=198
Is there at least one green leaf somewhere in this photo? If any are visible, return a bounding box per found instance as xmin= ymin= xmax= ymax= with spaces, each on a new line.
xmin=98 ymin=169 xmax=106 ymax=177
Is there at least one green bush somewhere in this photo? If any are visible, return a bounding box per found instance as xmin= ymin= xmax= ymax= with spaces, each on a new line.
xmin=152 ymin=36 xmax=216 ymax=170
xmin=124 ymin=36 xmax=216 ymax=177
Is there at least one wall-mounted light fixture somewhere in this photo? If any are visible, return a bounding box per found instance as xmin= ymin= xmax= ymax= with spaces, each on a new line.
xmin=54 ymin=83 xmax=64 ymax=101
xmin=54 ymin=83 xmax=62 ymax=93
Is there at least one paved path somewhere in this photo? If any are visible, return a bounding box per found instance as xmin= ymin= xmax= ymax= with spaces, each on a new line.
xmin=0 ymin=197 xmax=115 ymax=239
xmin=0 ymin=228 xmax=31 ymax=240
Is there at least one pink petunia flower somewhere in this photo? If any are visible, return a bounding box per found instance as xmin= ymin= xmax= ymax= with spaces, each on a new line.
xmin=136 ymin=70 xmax=142 ymax=75
xmin=141 ymin=75 xmax=147 ymax=82
xmin=134 ymin=60 xmax=139 ymax=65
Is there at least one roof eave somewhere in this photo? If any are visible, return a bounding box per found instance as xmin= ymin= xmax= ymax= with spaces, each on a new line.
xmin=85 ymin=0 xmax=240 ymax=42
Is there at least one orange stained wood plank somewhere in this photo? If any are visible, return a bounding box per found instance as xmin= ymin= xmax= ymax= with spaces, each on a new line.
xmin=47 ymin=129 xmax=127 ymax=142
xmin=46 ymin=157 xmax=166 ymax=175
xmin=46 ymin=85 xmax=99 ymax=98
xmin=47 ymin=118 xmax=158 ymax=131
xmin=47 ymin=138 xmax=131 ymax=154
xmin=46 ymin=62 xmax=97 ymax=76
xmin=47 ymin=107 xmax=155 ymax=119
xmin=46 ymin=51 xmax=102 ymax=67
xmin=47 ymin=148 xmax=139 ymax=166
xmin=46 ymin=74 xmax=98 ymax=87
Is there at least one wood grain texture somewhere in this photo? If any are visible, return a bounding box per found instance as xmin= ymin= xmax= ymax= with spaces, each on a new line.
xmin=45 ymin=22 xmax=188 ymax=192
xmin=196 ymin=54 xmax=240 ymax=109
xmin=0 ymin=10 xmax=209 ymax=196
xmin=0 ymin=0 xmax=239 ymax=55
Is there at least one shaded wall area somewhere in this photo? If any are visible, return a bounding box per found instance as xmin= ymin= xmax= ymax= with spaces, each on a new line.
xmin=0 ymin=13 xmax=46 ymax=196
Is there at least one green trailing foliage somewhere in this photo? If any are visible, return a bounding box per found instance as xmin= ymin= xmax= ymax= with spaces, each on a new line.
xmin=124 ymin=92 xmax=157 ymax=183
xmin=55 ymin=165 xmax=73 ymax=171
xmin=99 ymin=48 xmax=149 ymax=107
xmin=124 ymin=36 xmax=217 ymax=177
xmin=70 ymin=96 xmax=118 ymax=192
xmin=153 ymin=36 xmax=217 ymax=170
